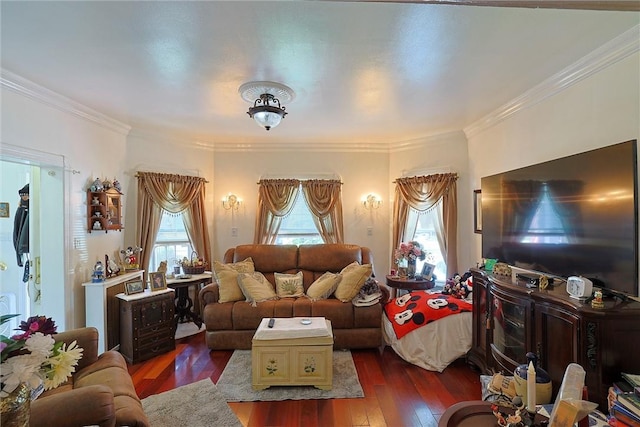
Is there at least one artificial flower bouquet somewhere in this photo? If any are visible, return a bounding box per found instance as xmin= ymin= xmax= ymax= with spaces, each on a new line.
xmin=0 ymin=315 xmax=83 ymax=399
xmin=394 ymin=241 xmax=427 ymax=264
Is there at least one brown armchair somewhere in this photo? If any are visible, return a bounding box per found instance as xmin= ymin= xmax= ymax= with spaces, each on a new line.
xmin=30 ymin=327 xmax=149 ymax=427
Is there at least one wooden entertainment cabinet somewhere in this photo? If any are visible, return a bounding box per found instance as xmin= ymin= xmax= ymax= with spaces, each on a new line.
xmin=469 ymin=268 xmax=640 ymax=410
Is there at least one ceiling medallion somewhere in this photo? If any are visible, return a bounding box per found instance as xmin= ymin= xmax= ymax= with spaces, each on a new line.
xmin=239 ymin=81 xmax=295 ymax=131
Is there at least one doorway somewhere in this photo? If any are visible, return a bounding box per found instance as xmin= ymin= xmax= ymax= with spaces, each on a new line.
xmin=0 ymin=144 xmax=67 ymax=332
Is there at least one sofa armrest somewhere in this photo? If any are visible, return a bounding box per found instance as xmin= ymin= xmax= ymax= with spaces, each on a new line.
xmin=54 ymin=327 xmax=99 ymax=370
xmin=30 ymin=384 xmax=116 ymax=427
xmin=199 ymin=282 xmax=220 ymax=308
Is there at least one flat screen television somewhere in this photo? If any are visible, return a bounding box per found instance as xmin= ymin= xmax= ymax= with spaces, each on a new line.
xmin=481 ymin=140 xmax=638 ymax=297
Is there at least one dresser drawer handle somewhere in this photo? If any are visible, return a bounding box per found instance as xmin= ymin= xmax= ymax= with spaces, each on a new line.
xmin=151 ymin=346 xmax=161 ymax=353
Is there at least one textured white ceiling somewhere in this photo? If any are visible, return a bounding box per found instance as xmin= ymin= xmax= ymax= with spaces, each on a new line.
xmin=1 ymin=2 xmax=638 ymax=147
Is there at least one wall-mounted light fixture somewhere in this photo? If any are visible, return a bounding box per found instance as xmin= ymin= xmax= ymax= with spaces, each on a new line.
xmin=362 ymin=193 xmax=382 ymax=210
xmin=222 ymin=193 xmax=242 ymax=211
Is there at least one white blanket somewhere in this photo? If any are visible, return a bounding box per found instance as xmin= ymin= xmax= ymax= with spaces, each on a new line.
xmin=382 ymin=310 xmax=472 ymax=372
xmin=253 ymin=317 xmax=331 ymax=340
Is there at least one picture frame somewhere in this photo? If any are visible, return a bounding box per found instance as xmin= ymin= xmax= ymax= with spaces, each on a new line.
xmin=0 ymin=202 xmax=9 ymax=218
xmin=124 ymin=279 xmax=144 ymax=295
xmin=421 ymin=262 xmax=436 ymax=281
xmin=150 ymin=271 xmax=167 ymax=291
xmin=473 ymin=189 xmax=482 ymax=234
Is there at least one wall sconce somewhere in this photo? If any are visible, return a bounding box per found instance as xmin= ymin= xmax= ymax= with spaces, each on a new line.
xmin=362 ymin=193 xmax=382 ymax=210
xmin=222 ymin=194 xmax=242 ymax=211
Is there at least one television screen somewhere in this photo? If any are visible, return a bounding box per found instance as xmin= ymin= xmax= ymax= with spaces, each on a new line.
xmin=481 ymin=140 xmax=638 ymax=297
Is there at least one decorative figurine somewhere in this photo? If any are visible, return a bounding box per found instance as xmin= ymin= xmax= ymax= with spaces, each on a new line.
xmin=105 ymin=254 xmax=120 ymax=278
xmin=101 ymin=178 xmax=112 ymax=190
xmin=92 ymin=196 xmax=100 ymax=205
xmin=591 ymin=289 xmax=604 ymax=308
xmin=113 ymin=177 xmax=122 ymax=193
xmin=92 ymin=261 xmax=105 ymax=282
xmin=120 ymin=246 xmax=143 ymax=270
xmin=90 ymin=177 xmax=104 ymax=192
xmin=93 ymin=220 xmax=102 ymax=230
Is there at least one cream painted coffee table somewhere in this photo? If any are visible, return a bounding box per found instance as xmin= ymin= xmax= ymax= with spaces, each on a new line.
xmin=251 ymin=317 xmax=334 ymax=390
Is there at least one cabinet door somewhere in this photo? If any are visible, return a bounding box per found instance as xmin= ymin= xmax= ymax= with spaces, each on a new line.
xmin=535 ymin=303 xmax=579 ymax=399
xmin=490 ymin=285 xmax=532 ymax=374
xmin=469 ymin=271 xmax=489 ymax=372
xmin=105 ymin=190 xmax=122 ymax=230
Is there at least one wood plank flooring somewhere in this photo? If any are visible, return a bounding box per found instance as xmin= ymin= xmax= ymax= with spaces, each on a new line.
xmin=128 ymin=332 xmax=483 ymax=426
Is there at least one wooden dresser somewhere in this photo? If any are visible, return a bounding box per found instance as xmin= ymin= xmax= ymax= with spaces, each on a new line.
xmin=117 ymin=289 xmax=176 ymax=364
xmin=469 ymin=268 xmax=640 ymax=411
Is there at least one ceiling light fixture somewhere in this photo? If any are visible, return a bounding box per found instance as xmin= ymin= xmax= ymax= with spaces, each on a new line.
xmin=239 ymin=81 xmax=295 ymax=131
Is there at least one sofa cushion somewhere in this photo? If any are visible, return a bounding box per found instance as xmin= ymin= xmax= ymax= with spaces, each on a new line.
xmin=274 ymin=271 xmax=304 ymax=298
xmin=237 ymin=272 xmax=277 ymax=304
xmin=334 ymin=262 xmax=373 ymax=302
xmin=306 ymin=272 xmax=341 ymax=301
xmin=214 ymin=257 xmax=255 ymax=303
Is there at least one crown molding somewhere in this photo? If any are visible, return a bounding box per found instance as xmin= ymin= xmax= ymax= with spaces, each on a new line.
xmin=463 ymin=24 xmax=640 ymax=139
xmin=1 ymin=68 xmax=132 ymax=136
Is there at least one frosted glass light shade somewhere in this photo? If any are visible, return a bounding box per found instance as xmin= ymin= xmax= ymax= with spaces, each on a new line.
xmin=252 ymin=110 xmax=283 ymax=130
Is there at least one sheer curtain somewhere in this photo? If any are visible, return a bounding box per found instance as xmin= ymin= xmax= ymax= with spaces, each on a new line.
xmin=136 ymin=172 xmax=211 ymax=279
xmin=254 ymin=178 xmax=344 ymax=244
xmin=392 ymin=173 xmax=458 ymax=277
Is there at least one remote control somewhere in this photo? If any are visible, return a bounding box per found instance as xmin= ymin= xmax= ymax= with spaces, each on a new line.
xmin=268 ymin=318 xmax=275 ymax=328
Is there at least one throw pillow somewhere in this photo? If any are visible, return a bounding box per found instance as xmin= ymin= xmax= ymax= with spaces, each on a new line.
xmin=237 ymin=272 xmax=277 ymax=305
xmin=306 ymin=272 xmax=341 ymax=301
xmin=274 ymin=271 xmax=304 ymax=298
xmin=213 ymin=257 xmax=255 ymax=303
xmin=334 ymin=261 xmax=373 ymax=302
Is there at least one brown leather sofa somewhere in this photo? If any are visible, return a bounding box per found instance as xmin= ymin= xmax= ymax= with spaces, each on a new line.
xmin=30 ymin=327 xmax=149 ymax=427
xmin=199 ymin=244 xmax=386 ymax=350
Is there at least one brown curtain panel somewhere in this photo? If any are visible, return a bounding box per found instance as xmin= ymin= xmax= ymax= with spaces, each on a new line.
xmin=300 ymin=179 xmax=344 ymax=243
xmin=392 ymin=173 xmax=458 ymax=277
xmin=254 ymin=179 xmax=300 ymax=244
xmin=136 ymin=172 xmax=211 ymax=278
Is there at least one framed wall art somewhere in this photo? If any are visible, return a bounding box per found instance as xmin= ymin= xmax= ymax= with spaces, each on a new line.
xmin=0 ymin=202 xmax=9 ymax=218
xmin=473 ymin=189 xmax=482 ymax=234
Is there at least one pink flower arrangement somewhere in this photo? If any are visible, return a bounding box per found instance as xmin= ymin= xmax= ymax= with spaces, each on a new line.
xmin=394 ymin=241 xmax=426 ymax=263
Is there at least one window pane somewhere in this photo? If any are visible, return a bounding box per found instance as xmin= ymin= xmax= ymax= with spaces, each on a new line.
xmin=412 ymin=205 xmax=447 ymax=283
xmin=276 ymin=191 xmax=322 ymax=245
xmin=150 ymin=212 xmax=192 ymax=272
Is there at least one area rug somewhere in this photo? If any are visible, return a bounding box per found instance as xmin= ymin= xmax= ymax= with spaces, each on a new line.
xmin=217 ymin=350 xmax=364 ymax=402
xmin=142 ymin=379 xmax=242 ymax=427
xmin=175 ymin=322 xmax=205 ymax=339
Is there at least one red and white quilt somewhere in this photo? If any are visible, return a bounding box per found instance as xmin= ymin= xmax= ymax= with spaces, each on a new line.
xmin=384 ymin=291 xmax=473 ymax=339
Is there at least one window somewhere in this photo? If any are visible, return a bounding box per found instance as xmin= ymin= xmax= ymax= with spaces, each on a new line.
xmin=150 ymin=211 xmax=192 ymax=272
xmin=275 ymin=191 xmax=322 ymax=245
xmin=411 ymin=203 xmax=446 ymax=283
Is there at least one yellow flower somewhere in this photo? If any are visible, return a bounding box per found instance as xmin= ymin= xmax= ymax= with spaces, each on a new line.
xmin=43 ymin=340 xmax=83 ymax=390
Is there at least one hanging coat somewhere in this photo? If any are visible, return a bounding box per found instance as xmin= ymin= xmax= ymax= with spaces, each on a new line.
xmin=13 ymin=198 xmax=29 ymax=267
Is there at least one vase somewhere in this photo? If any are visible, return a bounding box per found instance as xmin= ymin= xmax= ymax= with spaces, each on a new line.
xmin=397 ymin=258 xmax=408 ymax=278
xmin=407 ymin=258 xmax=417 ymax=279
xmin=0 ymin=383 xmax=30 ymax=427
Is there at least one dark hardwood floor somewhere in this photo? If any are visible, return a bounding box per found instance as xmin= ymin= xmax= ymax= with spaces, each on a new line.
xmin=128 ymin=332 xmax=482 ymax=426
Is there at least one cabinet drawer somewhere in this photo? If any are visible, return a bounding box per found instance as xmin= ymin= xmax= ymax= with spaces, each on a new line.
xmin=133 ymin=339 xmax=175 ymax=363
xmin=135 ymin=320 xmax=175 ymax=338
xmin=136 ymin=299 xmax=173 ymax=327
xmin=136 ymin=328 xmax=174 ymax=347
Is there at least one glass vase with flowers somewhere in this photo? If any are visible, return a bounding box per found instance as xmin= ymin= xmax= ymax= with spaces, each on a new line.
xmin=1 ymin=315 xmax=83 ymax=426
xmin=394 ymin=241 xmax=426 ymax=278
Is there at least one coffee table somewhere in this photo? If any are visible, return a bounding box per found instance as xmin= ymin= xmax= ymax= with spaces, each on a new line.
xmin=251 ymin=317 xmax=334 ymax=390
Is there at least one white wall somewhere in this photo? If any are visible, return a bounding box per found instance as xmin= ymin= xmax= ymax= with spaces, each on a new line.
xmin=467 ymin=52 xmax=640 ymax=293
xmin=1 ymin=86 xmax=130 ymax=329
xmin=213 ymin=149 xmax=391 ymax=276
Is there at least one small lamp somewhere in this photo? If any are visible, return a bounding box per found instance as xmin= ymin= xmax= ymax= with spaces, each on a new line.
xmin=222 ymin=194 xmax=241 ymax=211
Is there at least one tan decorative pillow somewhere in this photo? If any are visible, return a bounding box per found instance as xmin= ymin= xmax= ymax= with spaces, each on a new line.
xmin=213 ymin=257 xmax=255 ymax=303
xmin=237 ymin=272 xmax=277 ymax=305
xmin=274 ymin=271 xmax=304 ymax=298
xmin=306 ymin=272 xmax=341 ymax=301
xmin=334 ymin=262 xmax=373 ymax=302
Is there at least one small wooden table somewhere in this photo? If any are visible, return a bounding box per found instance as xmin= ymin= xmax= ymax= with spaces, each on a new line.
xmin=386 ymin=275 xmax=435 ymax=299
xmin=252 ymin=317 xmax=334 ymax=391
xmin=166 ymin=272 xmax=212 ymax=328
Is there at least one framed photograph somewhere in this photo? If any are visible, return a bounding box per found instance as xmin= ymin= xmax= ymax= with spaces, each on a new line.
xmin=124 ymin=279 xmax=144 ymax=295
xmin=150 ymin=271 xmax=167 ymax=291
xmin=421 ymin=263 xmax=436 ymax=281
xmin=473 ymin=189 xmax=482 ymax=234
xmin=0 ymin=202 xmax=9 ymax=218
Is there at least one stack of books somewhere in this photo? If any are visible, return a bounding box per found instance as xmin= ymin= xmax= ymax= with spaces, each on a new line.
xmin=608 ymin=372 xmax=640 ymax=426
